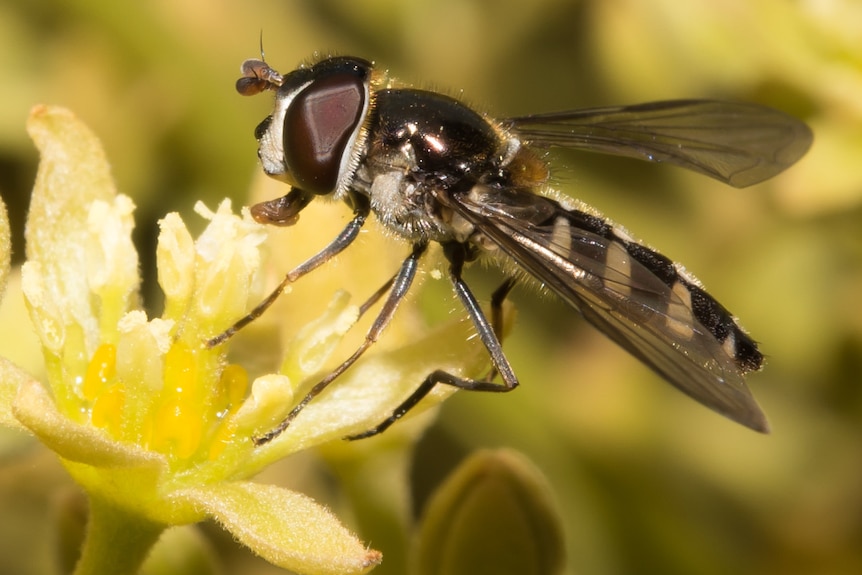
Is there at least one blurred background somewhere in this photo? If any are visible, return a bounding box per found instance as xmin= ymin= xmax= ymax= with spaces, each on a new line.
xmin=1 ymin=0 xmax=860 ymax=574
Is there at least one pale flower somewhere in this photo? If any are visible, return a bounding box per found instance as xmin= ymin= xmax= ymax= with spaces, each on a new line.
xmin=0 ymin=106 xmax=485 ymax=575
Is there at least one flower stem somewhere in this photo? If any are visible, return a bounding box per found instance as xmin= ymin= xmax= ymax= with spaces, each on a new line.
xmin=73 ymin=494 xmax=167 ymax=575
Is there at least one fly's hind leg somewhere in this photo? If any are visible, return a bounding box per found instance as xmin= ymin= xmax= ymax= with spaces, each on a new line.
xmin=485 ymin=276 xmax=517 ymax=381
xmin=347 ymin=242 xmax=519 ymax=440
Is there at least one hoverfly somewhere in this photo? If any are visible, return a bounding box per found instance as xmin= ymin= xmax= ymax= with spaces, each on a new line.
xmin=212 ymin=54 xmax=812 ymax=444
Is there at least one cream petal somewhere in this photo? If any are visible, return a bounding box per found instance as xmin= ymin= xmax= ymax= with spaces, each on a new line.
xmin=174 ymin=481 xmax=380 ymax=575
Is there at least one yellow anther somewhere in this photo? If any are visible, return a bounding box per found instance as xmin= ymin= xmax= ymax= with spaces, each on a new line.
xmin=83 ymin=343 xmax=116 ymax=400
xmin=164 ymin=340 xmax=197 ymax=393
xmin=205 ymin=365 xmax=249 ymax=460
xmin=220 ymin=364 xmax=249 ymax=406
xmin=150 ymin=395 xmax=204 ymax=460
xmin=91 ymin=383 xmax=126 ymax=437
xmin=208 ymin=419 xmax=238 ymax=460
xmin=146 ymin=341 xmax=206 ymax=460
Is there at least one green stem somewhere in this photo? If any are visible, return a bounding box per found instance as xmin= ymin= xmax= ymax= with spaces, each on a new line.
xmin=73 ymin=494 xmax=166 ymax=575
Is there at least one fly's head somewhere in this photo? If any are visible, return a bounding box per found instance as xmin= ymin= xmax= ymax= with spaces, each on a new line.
xmin=236 ymin=55 xmax=378 ymax=225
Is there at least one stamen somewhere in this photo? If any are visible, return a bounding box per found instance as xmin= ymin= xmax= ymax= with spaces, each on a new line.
xmin=207 ymin=364 xmax=249 ymax=459
xmin=91 ymin=384 xmax=125 ymax=437
xmin=83 ymin=343 xmax=116 ymax=400
xmin=148 ymin=342 xmax=203 ymax=459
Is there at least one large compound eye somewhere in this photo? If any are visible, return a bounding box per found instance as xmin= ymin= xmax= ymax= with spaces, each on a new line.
xmin=283 ymin=72 xmax=366 ymax=195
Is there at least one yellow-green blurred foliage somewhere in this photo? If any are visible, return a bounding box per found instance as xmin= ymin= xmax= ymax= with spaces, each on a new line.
xmin=1 ymin=1 xmax=860 ymax=574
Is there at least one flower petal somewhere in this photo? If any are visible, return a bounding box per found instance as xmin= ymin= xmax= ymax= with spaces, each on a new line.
xmin=280 ymin=290 xmax=359 ymax=380
xmin=253 ymin=312 xmax=489 ymax=463
xmin=85 ymin=195 xmax=138 ymax=339
xmin=0 ymin=195 xmax=25 ymax=431
xmin=0 ymin=194 xmax=9 ymax=304
xmin=11 ymin=378 xmax=166 ymax=470
xmin=0 ymin=358 xmax=36 ymax=430
xmin=174 ymin=481 xmax=381 ymax=575
xmin=191 ymin=200 xmax=267 ymax=335
xmin=156 ymin=212 xmax=196 ymax=322
xmin=25 ymin=106 xmax=133 ymax=356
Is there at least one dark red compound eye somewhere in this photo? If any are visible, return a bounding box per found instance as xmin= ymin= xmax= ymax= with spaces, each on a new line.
xmin=283 ymin=72 xmax=366 ymax=195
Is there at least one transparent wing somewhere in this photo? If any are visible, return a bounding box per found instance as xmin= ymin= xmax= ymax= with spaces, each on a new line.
xmin=446 ymin=189 xmax=769 ymax=431
xmin=504 ymin=100 xmax=812 ymax=188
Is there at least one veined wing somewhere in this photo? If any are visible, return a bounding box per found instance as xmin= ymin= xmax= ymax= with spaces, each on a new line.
xmin=504 ymin=100 xmax=812 ymax=188
xmin=446 ymin=187 xmax=769 ymax=432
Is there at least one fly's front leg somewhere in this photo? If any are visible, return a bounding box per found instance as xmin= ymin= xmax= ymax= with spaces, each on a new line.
xmin=253 ymin=241 xmax=429 ymax=445
xmin=347 ymin=242 xmax=519 ymax=440
xmin=207 ymin=191 xmax=370 ymax=347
